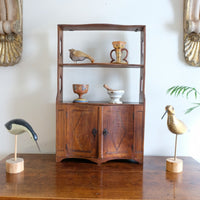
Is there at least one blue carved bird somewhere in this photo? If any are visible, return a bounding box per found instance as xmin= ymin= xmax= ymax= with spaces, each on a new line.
xmin=5 ymin=119 xmax=41 ymax=151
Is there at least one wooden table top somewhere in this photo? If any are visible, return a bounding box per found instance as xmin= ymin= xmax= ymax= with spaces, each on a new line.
xmin=0 ymin=154 xmax=200 ymax=200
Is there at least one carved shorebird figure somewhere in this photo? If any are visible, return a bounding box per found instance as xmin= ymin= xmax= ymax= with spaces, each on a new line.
xmin=69 ymin=49 xmax=94 ymax=63
xmin=5 ymin=119 xmax=41 ymax=152
xmin=161 ymin=105 xmax=187 ymax=160
xmin=5 ymin=119 xmax=40 ymax=174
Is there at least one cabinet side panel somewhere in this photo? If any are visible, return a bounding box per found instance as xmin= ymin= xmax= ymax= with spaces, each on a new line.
xmin=56 ymin=108 xmax=65 ymax=161
xmin=134 ymin=106 xmax=144 ymax=154
xmin=57 ymin=26 xmax=63 ymax=102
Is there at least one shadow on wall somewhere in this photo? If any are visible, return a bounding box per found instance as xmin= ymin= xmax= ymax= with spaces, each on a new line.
xmin=167 ymin=0 xmax=184 ymax=63
xmin=8 ymin=32 xmax=55 ymax=153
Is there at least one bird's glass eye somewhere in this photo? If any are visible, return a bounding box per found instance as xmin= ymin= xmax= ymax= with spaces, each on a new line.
xmin=33 ymin=135 xmax=38 ymax=141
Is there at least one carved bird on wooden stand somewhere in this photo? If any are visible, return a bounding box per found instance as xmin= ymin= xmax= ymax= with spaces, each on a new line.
xmin=5 ymin=119 xmax=41 ymax=151
xmin=161 ymin=105 xmax=187 ymax=160
xmin=69 ymin=49 xmax=94 ymax=63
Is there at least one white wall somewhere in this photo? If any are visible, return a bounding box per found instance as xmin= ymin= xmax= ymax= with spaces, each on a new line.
xmin=0 ymin=0 xmax=200 ymax=162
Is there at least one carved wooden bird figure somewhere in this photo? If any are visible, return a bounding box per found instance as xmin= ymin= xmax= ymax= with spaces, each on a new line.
xmin=69 ymin=49 xmax=94 ymax=63
xmin=161 ymin=105 xmax=187 ymax=160
xmin=161 ymin=105 xmax=187 ymax=134
xmin=5 ymin=119 xmax=41 ymax=151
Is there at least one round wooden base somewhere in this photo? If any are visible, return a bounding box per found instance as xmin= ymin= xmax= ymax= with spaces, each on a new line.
xmin=6 ymin=158 xmax=24 ymax=174
xmin=166 ymin=158 xmax=183 ymax=173
xmin=73 ymin=98 xmax=88 ymax=103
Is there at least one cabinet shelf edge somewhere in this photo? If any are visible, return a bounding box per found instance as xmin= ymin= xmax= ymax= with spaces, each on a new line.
xmin=58 ymin=63 xmax=144 ymax=68
xmin=56 ymin=101 xmax=145 ymax=106
xmin=58 ymin=24 xmax=145 ymax=31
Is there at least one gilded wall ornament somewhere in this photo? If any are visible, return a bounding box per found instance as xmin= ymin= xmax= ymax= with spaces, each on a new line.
xmin=184 ymin=0 xmax=200 ymax=66
xmin=0 ymin=0 xmax=23 ymax=66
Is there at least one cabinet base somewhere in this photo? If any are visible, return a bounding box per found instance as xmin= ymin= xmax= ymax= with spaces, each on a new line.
xmin=56 ymin=155 xmax=143 ymax=164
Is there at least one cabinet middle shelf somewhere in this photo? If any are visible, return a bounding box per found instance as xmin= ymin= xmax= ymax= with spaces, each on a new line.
xmin=56 ymin=101 xmax=144 ymax=105
xmin=58 ymin=63 xmax=144 ymax=68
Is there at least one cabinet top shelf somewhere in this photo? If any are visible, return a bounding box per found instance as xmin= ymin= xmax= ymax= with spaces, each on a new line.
xmin=58 ymin=63 xmax=144 ymax=68
xmin=58 ymin=24 xmax=145 ymax=32
xmin=56 ymin=101 xmax=145 ymax=105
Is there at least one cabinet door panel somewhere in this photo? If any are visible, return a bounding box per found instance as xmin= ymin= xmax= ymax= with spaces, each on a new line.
xmin=67 ymin=105 xmax=98 ymax=158
xmin=102 ymin=106 xmax=134 ymax=158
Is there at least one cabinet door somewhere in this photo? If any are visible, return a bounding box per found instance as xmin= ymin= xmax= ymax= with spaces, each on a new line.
xmin=102 ymin=106 xmax=134 ymax=159
xmin=66 ymin=105 xmax=98 ymax=158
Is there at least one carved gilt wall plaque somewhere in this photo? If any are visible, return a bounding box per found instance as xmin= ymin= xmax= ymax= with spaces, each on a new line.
xmin=184 ymin=0 xmax=200 ymax=66
xmin=0 ymin=0 xmax=23 ymax=66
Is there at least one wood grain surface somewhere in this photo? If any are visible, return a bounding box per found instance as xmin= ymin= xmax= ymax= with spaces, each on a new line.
xmin=0 ymin=154 xmax=200 ymax=200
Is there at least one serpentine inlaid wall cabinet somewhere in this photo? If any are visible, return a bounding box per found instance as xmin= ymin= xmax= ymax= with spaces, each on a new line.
xmin=56 ymin=24 xmax=146 ymax=164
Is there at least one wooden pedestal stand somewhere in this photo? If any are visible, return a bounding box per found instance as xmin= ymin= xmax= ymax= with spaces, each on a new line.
xmin=166 ymin=158 xmax=183 ymax=173
xmin=6 ymin=135 xmax=24 ymax=174
xmin=166 ymin=135 xmax=183 ymax=173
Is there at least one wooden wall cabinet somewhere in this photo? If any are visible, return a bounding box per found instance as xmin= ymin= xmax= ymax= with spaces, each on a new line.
xmin=56 ymin=24 xmax=146 ymax=164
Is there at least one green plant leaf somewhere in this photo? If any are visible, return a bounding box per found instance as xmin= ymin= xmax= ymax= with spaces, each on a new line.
xmin=167 ymin=85 xmax=200 ymax=114
xmin=167 ymin=85 xmax=199 ymax=99
xmin=185 ymin=103 xmax=200 ymax=114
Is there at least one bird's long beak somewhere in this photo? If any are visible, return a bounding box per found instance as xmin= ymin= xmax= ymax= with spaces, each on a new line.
xmin=161 ymin=110 xmax=167 ymax=119
xmin=35 ymin=141 xmax=41 ymax=152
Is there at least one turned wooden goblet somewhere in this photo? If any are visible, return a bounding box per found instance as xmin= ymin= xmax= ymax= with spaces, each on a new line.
xmin=73 ymin=84 xmax=89 ymax=103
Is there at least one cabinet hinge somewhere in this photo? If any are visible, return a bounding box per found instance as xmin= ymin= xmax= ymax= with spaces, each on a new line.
xmin=131 ymin=144 xmax=134 ymax=151
xmin=133 ymin=113 xmax=134 ymax=120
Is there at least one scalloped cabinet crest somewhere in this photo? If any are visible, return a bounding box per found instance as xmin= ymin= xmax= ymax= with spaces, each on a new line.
xmin=184 ymin=0 xmax=200 ymax=66
xmin=0 ymin=0 xmax=23 ymax=66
